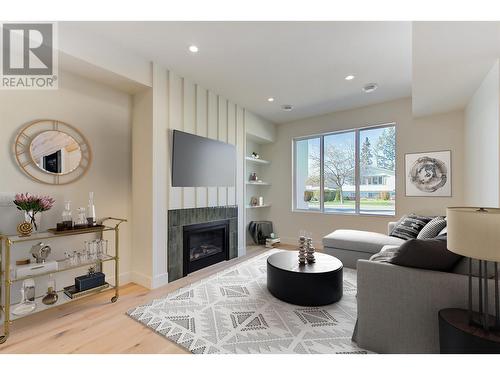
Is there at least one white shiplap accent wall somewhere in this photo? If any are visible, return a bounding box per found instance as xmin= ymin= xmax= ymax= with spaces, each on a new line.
xmin=163 ymin=69 xmax=246 ymax=253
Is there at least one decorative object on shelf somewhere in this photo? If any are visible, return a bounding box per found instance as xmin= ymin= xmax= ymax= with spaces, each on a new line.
xmin=248 ymin=221 xmax=274 ymax=245
xmin=42 ymin=274 xmax=58 ymax=305
xmin=13 ymin=193 xmax=55 ymax=232
xmin=446 ymin=207 xmax=500 ymax=338
xmin=251 ymin=152 xmax=260 ymax=159
xmin=16 ymin=221 xmax=33 ymax=237
xmin=13 ymin=119 xmax=92 ymax=185
xmin=13 ymin=279 xmax=37 ymax=316
xmin=62 ymin=200 xmax=73 ymax=230
xmin=16 ymin=260 xmax=58 ymax=279
xmin=298 ymin=236 xmax=307 ymax=265
xmin=74 ymin=207 xmax=87 ymax=228
xmin=30 ymin=242 xmax=51 ymax=263
xmin=306 ymin=237 xmax=316 ymax=264
xmin=249 ymin=172 xmax=258 ymax=182
xmin=87 ymin=192 xmax=97 ymax=226
xmin=74 ymin=267 xmax=106 ymax=292
xmin=15 ymin=258 xmax=30 ymax=266
xmin=250 ymin=196 xmax=259 ymax=207
xmin=63 ymin=283 xmax=110 ymax=300
xmin=258 ymin=196 xmax=264 ymax=206
xmin=405 ymin=150 xmax=451 ymax=197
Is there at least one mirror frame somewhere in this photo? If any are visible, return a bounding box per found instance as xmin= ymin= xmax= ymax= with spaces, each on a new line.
xmin=14 ymin=119 xmax=92 ymax=185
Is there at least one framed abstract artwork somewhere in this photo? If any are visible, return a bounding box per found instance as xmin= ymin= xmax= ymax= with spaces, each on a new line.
xmin=405 ymin=150 xmax=451 ymax=197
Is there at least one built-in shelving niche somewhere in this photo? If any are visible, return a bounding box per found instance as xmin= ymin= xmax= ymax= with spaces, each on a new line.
xmin=244 ymin=136 xmax=273 ymax=245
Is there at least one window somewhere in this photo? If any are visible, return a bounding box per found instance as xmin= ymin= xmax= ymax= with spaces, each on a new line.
xmin=293 ymin=124 xmax=396 ymax=215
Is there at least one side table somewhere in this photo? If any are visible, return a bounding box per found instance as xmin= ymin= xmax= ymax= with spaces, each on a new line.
xmin=439 ymin=308 xmax=500 ymax=354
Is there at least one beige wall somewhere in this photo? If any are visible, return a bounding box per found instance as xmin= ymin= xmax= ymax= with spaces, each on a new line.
xmin=263 ymin=97 xmax=464 ymax=246
xmin=131 ymin=87 xmax=154 ymax=286
xmin=464 ymin=60 xmax=500 ymax=207
xmin=0 ymin=70 xmax=133 ymax=290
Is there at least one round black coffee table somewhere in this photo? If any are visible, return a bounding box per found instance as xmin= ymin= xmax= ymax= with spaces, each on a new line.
xmin=267 ymin=251 xmax=343 ymax=306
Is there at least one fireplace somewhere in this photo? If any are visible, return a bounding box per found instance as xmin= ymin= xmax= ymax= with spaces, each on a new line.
xmin=183 ymin=219 xmax=230 ymax=276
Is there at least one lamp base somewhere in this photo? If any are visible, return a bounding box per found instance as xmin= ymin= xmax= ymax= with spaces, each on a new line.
xmin=439 ymin=308 xmax=500 ymax=354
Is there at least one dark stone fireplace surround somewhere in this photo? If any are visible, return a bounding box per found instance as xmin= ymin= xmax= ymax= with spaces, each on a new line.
xmin=168 ymin=206 xmax=238 ymax=282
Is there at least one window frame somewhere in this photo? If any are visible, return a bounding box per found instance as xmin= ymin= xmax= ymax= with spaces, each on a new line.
xmin=292 ymin=122 xmax=396 ymax=217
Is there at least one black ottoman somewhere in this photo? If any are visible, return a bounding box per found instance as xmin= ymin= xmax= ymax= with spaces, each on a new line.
xmin=267 ymin=251 xmax=343 ymax=306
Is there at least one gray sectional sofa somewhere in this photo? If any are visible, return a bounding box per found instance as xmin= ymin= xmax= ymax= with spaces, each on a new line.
xmin=322 ymin=222 xmax=405 ymax=268
xmin=323 ymin=220 xmax=497 ymax=353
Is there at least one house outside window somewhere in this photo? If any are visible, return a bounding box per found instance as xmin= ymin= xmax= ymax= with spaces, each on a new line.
xmin=293 ymin=123 xmax=396 ymax=216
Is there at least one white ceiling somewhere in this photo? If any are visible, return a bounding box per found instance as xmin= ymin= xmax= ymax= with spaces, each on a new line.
xmin=413 ymin=21 xmax=500 ymax=117
xmin=64 ymin=22 xmax=412 ymax=124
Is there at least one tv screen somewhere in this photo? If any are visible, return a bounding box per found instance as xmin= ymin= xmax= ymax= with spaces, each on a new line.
xmin=172 ymin=130 xmax=236 ymax=187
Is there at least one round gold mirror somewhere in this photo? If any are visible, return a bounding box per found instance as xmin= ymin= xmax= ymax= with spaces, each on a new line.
xmin=14 ymin=120 xmax=91 ymax=185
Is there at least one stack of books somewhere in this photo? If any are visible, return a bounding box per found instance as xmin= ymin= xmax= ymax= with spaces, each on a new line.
xmin=266 ymin=237 xmax=281 ymax=248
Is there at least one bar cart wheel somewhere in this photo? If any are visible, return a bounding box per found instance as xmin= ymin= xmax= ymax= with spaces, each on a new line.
xmin=111 ymin=296 xmax=118 ymax=303
xmin=0 ymin=335 xmax=8 ymax=344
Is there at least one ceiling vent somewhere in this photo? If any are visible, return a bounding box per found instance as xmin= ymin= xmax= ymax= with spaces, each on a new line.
xmin=281 ymin=104 xmax=294 ymax=111
xmin=363 ymin=83 xmax=378 ymax=93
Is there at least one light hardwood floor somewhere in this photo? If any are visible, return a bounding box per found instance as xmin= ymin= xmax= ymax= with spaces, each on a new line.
xmin=0 ymin=245 xmax=297 ymax=354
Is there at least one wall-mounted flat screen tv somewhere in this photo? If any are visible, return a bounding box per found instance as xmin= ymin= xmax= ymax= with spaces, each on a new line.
xmin=172 ymin=130 xmax=236 ymax=187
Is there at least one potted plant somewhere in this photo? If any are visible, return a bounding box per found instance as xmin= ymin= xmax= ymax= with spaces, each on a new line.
xmin=13 ymin=193 xmax=55 ymax=232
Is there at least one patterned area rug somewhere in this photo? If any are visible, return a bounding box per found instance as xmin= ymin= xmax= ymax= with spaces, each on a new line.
xmin=127 ymin=249 xmax=366 ymax=354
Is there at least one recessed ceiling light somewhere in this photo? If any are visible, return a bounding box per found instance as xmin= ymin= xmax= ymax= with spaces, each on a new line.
xmin=188 ymin=45 xmax=199 ymax=53
xmin=267 ymin=97 xmax=275 ymax=102
xmin=363 ymin=83 xmax=378 ymax=93
xmin=281 ymin=104 xmax=294 ymax=111
xmin=345 ymin=75 xmax=355 ymax=81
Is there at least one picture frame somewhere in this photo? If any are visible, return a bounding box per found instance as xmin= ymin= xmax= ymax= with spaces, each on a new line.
xmin=405 ymin=150 xmax=451 ymax=197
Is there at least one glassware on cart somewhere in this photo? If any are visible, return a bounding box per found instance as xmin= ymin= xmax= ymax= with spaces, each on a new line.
xmin=86 ymin=240 xmax=98 ymax=260
xmin=87 ymin=192 xmax=97 ymax=227
xmin=13 ymin=279 xmax=37 ymax=316
xmin=74 ymin=207 xmax=87 ymax=228
xmin=99 ymin=239 xmax=108 ymax=259
xmin=62 ymin=201 xmax=73 ymax=230
xmin=65 ymin=250 xmax=78 ymax=266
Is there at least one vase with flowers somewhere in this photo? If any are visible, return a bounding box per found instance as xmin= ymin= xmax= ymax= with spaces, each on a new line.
xmin=13 ymin=193 xmax=55 ymax=233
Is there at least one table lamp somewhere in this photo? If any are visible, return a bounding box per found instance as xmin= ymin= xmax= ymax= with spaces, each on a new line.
xmin=447 ymin=207 xmax=500 ymax=331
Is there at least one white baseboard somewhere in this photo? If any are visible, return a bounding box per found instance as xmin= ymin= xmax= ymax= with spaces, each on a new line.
xmin=238 ymin=246 xmax=246 ymax=256
xmin=131 ymin=271 xmax=152 ymax=289
xmin=107 ymin=271 xmax=132 ymax=287
xmin=151 ymin=272 xmax=169 ymax=289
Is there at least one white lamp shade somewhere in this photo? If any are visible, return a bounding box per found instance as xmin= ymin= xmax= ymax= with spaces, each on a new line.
xmin=447 ymin=207 xmax=500 ymax=262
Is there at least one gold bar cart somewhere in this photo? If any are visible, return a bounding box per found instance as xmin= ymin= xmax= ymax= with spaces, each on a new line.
xmin=0 ymin=217 xmax=126 ymax=344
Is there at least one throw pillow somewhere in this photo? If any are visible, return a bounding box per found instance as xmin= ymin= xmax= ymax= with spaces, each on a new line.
xmin=417 ymin=216 xmax=447 ymax=239
xmin=390 ymin=214 xmax=432 ymax=240
xmin=389 ymin=235 xmax=463 ymax=271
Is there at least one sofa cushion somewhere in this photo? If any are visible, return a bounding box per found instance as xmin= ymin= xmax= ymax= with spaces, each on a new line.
xmin=388 ymin=235 xmax=462 ymax=272
xmin=323 ymin=229 xmax=405 ymax=254
xmin=369 ymin=245 xmax=400 ymax=262
xmin=417 ymin=216 xmax=447 ymax=239
xmin=390 ymin=214 xmax=432 ymax=240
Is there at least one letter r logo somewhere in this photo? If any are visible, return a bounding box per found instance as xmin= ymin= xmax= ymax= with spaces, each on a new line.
xmin=2 ymin=23 xmax=53 ymax=75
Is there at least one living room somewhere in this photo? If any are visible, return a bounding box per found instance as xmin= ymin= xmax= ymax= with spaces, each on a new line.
xmin=1 ymin=2 xmax=500 ymax=373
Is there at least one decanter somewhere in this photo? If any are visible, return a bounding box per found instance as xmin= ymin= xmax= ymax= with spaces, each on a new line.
xmin=87 ymin=192 xmax=96 ymax=227
xmin=62 ymin=201 xmax=73 ymax=229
